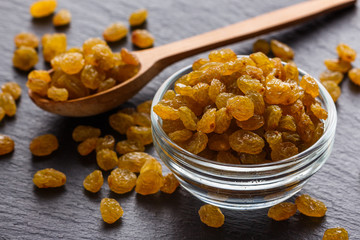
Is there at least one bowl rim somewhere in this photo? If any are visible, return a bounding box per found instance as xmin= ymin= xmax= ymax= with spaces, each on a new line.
xmin=151 ymin=55 xmax=337 ymax=170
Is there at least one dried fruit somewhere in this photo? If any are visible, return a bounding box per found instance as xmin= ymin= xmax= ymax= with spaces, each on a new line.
xmin=197 ymin=108 xmax=216 ymax=133
xmin=278 ymin=115 xmax=297 ymax=132
xmin=295 ymin=194 xmax=327 ymax=217
xmin=323 ymin=228 xmax=349 ymax=240
xmin=226 ymin=96 xmax=254 ymax=121
xmin=129 ymin=9 xmax=148 ymax=26
xmin=96 ymin=149 xmax=118 ymax=171
xmin=116 ymin=140 xmax=145 ymax=155
xmin=47 ymin=86 xmax=68 ymax=101
xmin=270 ymin=40 xmax=294 ymax=61
xmin=97 ymin=78 xmax=116 ymax=92
xmin=133 ymin=112 xmax=151 ymax=127
xmin=83 ymin=170 xmax=103 ymax=193
xmin=253 ymin=39 xmax=270 ymax=55
xmin=96 ymin=135 xmax=115 ymax=152
xmin=132 ymin=29 xmax=154 ymax=48
xmin=53 ymin=9 xmax=71 ymax=26
xmin=322 ymin=81 xmax=341 ymax=102
xmin=264 ymin=75 xmax=300 ymax=105
xmin=42 ymin=33 xmax=67 ymax=62
xmin=135 ymin=158 xmax=164 ymax=195
xmin=264 ymin=105 xmax=282 ymax=130
xmin=300 ymin=75 xmax=319 ymax=98
xmin=319 ymin=70 xmax=343 ymax=84
xmin=237 ymin=75 xmax=264 ymax=94
xmin=29 ymin=134 xmax=59 ymax=156
xmin=236 ymin=115 xmax=264 ymax=131
xmin=208 ymin=134 xmax=230 ymax=152
xmin=0 ymin=93 xmax=16 ymax=117
xmin=0 ymin=135 xmax=15 ymax=155
xmin=324 ymin=59 xmax=351 ymax=73
xmin=1 ymin=82 xmax=22 ymax=100
xmin=117 ymin=152 xmax=154 ymax=173
xmin=14 ymin=32 xmax=39 ymax=48
xmin=12 ymin=46 xmax=38 ymax=71
xmin=310 ymin=102 xmax=328 ymax=120
xmin=153 ymin=103 xmax=179 ymax=120
xmin=267 ymin=202 xmax=297 ymax=221
xmin=198 ymin=204 xmax=225 ymax=228
xmin=216 ymin=151 xmax=240 ymax=164
xmin=193 ymin=58 xmax=210 ymax=71
xmin=77 ymin=137 xmax=98 ymax=156
xmin=209 ymin=48 xmax=237 ymax=63
xmin=229 ymin=130 xmax=264 ymax=154
xmin=33 ymin=168 xmax=66 ymax=188
xmin=82 ymin=38 xmax=106 ymax=56
xmin=137 ymin=100 xmax=152 ymax=114
xmin=60 ymin=52 xmax=84 ymax=74
xmin=30 ymin=0 xmax=57 ymax=18
xmin=169 ymin=129 xmax=193 ymax=143
xmin=349 ymin=68 xmax=360 ymax=86
xmin=271 ymin=142 xmax=298 ymax=161
xmin=121 ymin=48 xmax=139 ymax=66
xmin=160 ymin=173 xmax=179 ymax=194
xmin=80 ymin=65 xmax=106 ymax=90
xmin=72 ymin=125 xmax=101 ymax=142
xmin=100 ymin=198 xmax=123 ymax=224
xmin=85 ymin=44 xmax=114 ymax=70
xmin=103 ymin=22 xmax=128 ymax=42
xmin=126 ymin=126 xmax=153 ymax=145
xmin=184 ymin=132 xmax=208 ymax=154
xmin=108 ymin=168 xmax=137 ymax=194
xmin=336 ymin=43 xmax=356 ymax=62
xmin=109 ymin=112 xmax=134 ymax=134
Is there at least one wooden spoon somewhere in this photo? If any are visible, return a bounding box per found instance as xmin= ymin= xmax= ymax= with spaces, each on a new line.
xmin=29 ymin=0 xmax=356 ymax=117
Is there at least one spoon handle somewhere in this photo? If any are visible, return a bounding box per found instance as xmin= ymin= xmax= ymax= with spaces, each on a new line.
xmin=142 ymin=0 xmax=355 ymax=66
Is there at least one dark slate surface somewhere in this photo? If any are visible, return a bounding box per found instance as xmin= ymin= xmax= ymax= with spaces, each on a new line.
xmin=0 ymin=0 xmax=359 ymax=239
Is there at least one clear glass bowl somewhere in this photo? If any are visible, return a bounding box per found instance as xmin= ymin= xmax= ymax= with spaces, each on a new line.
xmin=151 ymin=60 xmax=337 ymax=210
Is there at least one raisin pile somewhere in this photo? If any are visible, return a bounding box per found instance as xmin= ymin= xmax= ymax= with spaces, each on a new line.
xmin=26 ymin=36 xmax=140 ymax=101
xmin=154 ymin=48 xmax=327 ymax=163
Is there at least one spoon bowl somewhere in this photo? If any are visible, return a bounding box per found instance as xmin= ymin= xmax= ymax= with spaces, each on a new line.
xmin=29 ymin=0 xmax=355 ymax=117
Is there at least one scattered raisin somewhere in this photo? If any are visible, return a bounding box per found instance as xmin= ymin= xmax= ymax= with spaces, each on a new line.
xmin=100 ymin=198 xmax=123 ymax=224
xmin=295 ymin=194 xmax=327 ymax=217
xmin=29 ymin=134 xmax=59 ymax=156
xmin=160 ymin=173 xmax=180 ymax=194
xmin=0 ymin=135 xmax=15 ymax=155
xmin=267 ymin=202 xmax=297 ymax=221
xmin=33 ymin=168 xmax=66 ymax=188
xmin=83 ymin=170 xmax=103 ymax=193
xmin=108 ymin=168 xmax=137 ymax=194
xmin=53 ymin=9 xmax=71 ymax=26
xmin=198 ymin=204 xmax=225 ymax=228
xmin=72 ymin=125 xmax=101 ymax=142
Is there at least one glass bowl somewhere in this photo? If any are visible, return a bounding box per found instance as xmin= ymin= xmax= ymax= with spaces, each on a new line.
xmin=151 ymin=58 xmax=337 ymax=210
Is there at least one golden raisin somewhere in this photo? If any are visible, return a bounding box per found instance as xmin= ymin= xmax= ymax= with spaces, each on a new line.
xmin=192 ymin=58 xmax=210 ymax=71
xmin=324 ymin=59 xmax=351 ymax=73
xmin=103 ymin=22 xmax=128 ymax=42
xmin=349 ymin=68 xmax=360 ymax=86
xmin=323 ymin=228 xmax=348 ymax=240
xmin=80 ymin=65 xmax=106 ymax=90
xmin=72 ymin=125 xmax=101 ymax=142
xmin=33 ymin=168 xmax=66 ymax=188
xmin=253 ymin=39 xmax=270 ymax=55
xmin=96 ymin=135 xmax=115 ymax=152
xmin=83 ymin=170 xmax=103 ymax=193
xmin=264 ymin=105 xmax=282 ymax=130
xmin=116 ymin=140 xmax=145 ymax=155
xmin=135 ymin=158 xmax=164 ymax=195
xmin=229 ymin=130 xmax=264 ymax=154
xmin=42 ymin=33 xmax=67 ymax=62
xmin=295 ymin=194 xmax=327 ymax=217
xmin=133 ymin=112 xmax=151 ymax=127
xmin=53 ymin=9 xmax=71 ymax=26
xmin=226 ymin=96 xmax=254 ymax=121
xmin=126 ymin=126 xmax=153 ymax=145
xmin=208 ymin=48 xmax=237 ymax=63
xmin=85 ymin=44 xmax=114 ymax=70
xmin=30 ymin=134 xmax=59 ymax=156
xmin=160 ymin=173 xmax=180 ymax=194
xmin=267 ymin=202 xmax=297 ymax=221
xmin=197 ymin=108 xmax=216 ymax=133
xmin=236 ymin=114 xmax=264 ymax=131
xmin=47 ymin=86 xmax=68 ymax=101
xmin=109 ymin=112 xmax=135 ymax=134
xmin=168 ymin=129 xmax=193 ymax=143
xmin=96 ymin=149 xmax=118 ymax=171
xmin=237 ymin=75 xmax=264 ymax=94
xmin=322 ymin=81 xmax=341 ymax=102
xmin=77 ymin=137 xmax=98 ymax=156
xmin=319 ymin=70 xmax=343 ymax=84
xmin=100 ymin=198 xmax=123 ymax=224
xmin=118 ymin=152 xmax=154 ymax=173
xmin=208 ymin=134 xmax=230 ymax=151
xmin=178 ymin=106 xmax=198 ymax=131
xmin=0 ymin=135 xmax=15 ymax=155
xmin=214 ymin=107 xmax=232 ymax=134
xmin=264 ymin=75 xmax=300 ymax=105
xmin=0 ymin=93 xmax=16 ymax=117
xmin=60 ymin=52 xmax=84 ymax=74
xmin=270 ymin=40 xmax=294 ymax=61
xmin=108 ymin=168 xmax=137 ymax=194
xmin=271 ymin=142 xmax=298 ymax=161
xmin=1 ymin=82 xmax=22 ymax=100
xmin=137 ymin=100 xmax=152 ymax=114
xmin=121 ymin=48 xmax=140 ymax=66
xmin=30 ymin=0 xmax=57 ymax=18
xmin=132 ymin=29 xmax=154 ymax=48
xmin=216 ymin=151 xmax=240 ymax=164
xmin=97 ymin=78 xmax=116 ymax=92
xmin=184 ymin=132 xmax=208 ymax=154
xmin=198 ymin=204 xmax=225 ymax=228
xmin=129 ymin=8 xmax=148 ymax=26
xmin=336 ymin=43 xmax=356 ymax=62
xmin=300 ymin=75 xmax=319 ymax=98
xmin=82 ymin=38 xmax=106 ymax=56
xmin=14 ymin=32 xmax=39 ymax=48
xmin=12 ymin=46 xmax=38 ymax=71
